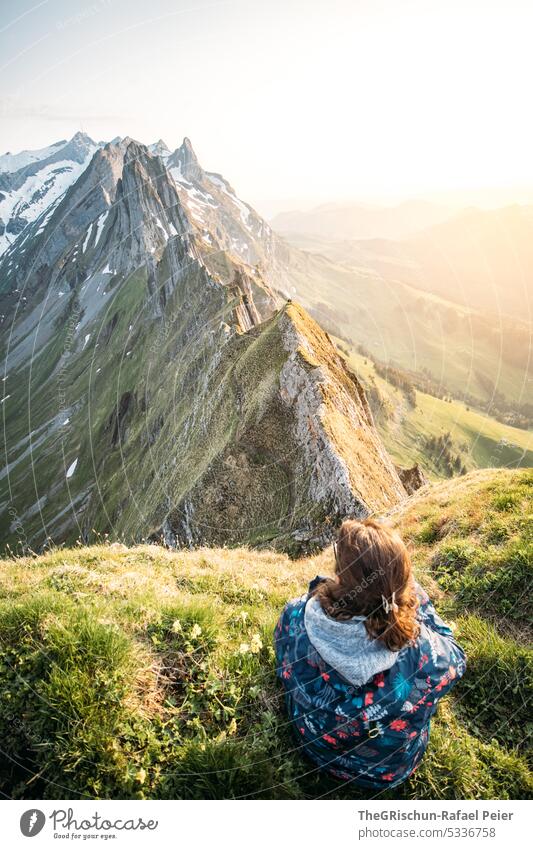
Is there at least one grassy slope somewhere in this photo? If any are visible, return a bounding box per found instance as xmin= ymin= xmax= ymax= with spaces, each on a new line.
xmin=0 ymin=266 xmax=149 ymax=546
xmin=342 ymin=347 xmax=533 ymax=476
xmin=0 ymin=468 xmax=531 ymax=800
xmin=284 ymin=245 xmax=529 ymax=404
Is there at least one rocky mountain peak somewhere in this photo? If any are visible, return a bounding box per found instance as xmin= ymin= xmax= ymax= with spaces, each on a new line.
xmin=122 ymin=137 xmax=150 ymax=164
xmin=149 ymin=139 xmax=171 ymax=158
xmin=169 ymin=137 xmax=202 ymax=181
xmin=70 ymin=130 xmax=95 ymax=146
xmin=57 ymin=131 xmax=97 ymax=164
xmin=180 ymin=136 xmax=196 ymax=155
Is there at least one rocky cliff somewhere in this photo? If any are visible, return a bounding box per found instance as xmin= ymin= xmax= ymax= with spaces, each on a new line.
xmin=150 ymin=302 xmax=405 ymax=551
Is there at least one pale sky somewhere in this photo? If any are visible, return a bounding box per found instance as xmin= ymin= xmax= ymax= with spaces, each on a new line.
xmin=2 ymin=0 xmax=533 ymax=216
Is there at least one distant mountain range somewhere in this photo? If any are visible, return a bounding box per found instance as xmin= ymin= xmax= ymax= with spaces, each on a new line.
xmin=271 ymin=199 xmax=455 ymax=241
xmin=354 ymin=204 xmax=533 ymax=320
xmin=271 ymin=200 xmax=533 ymax=322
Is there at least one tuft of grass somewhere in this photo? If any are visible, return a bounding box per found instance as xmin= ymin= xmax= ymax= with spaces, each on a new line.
xmin=407 ymin=703 xmax=532 ymax=800
xmin=397 ymin=469 xmax=532 ymax=623
xmin=0 ymin=595 xmax=162 ymax=799
xmin=455 ymin=616 xmax=533 ymax=755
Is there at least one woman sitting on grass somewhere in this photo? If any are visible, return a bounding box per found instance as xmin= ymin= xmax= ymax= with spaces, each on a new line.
xmin=275 ymin=518 xmax=466 ymax=789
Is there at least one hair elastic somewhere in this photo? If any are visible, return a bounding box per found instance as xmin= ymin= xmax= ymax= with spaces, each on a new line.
xmin=382 ymin=592 xmax=398 ymax=614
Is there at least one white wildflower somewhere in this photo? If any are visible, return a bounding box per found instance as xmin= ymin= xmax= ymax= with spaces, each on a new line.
xmin=250 ymin=633 xmax=263 ymax=654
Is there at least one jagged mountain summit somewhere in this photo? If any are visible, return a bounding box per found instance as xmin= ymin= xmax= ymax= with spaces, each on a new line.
xmin=0 ymin=133 xmax=405 ymax=552
xmin=0 ymin=132 xmax=99 ymax=257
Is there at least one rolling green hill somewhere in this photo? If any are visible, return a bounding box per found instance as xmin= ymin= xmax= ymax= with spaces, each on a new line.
xmin=0 ymin=468 xmax=531 ymax=799
xmin=340 ymin=347 xmax=533 ymax=477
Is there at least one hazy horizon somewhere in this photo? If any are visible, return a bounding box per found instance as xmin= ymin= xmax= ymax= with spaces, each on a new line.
xmin=3 ymin=0 xmax=533 ymax=218
xmin=5 ymin=125 xmax=533 ymax=220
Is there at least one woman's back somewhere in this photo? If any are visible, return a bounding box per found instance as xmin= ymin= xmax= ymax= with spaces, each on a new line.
xmin=274 ymin=521 xmax=466 ymax=789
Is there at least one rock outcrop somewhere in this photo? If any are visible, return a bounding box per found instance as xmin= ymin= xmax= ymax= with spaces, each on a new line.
xmin=396 ymin=463 xmax=429 ymax=495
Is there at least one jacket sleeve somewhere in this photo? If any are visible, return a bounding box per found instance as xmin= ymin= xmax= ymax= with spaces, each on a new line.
xmin=415 ymin=581 xmax=454 ymax=637
xmin=274 ymin=578 xmax=325 ymax=674
xmin=413 ymin=582 xmax=467 ymax=704
xmin=274 ymin=598 xmax=302 ymax=677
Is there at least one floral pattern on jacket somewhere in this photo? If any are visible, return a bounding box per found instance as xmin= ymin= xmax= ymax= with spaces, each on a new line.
xmin=274 ymin=578 xmax=466 ymax=789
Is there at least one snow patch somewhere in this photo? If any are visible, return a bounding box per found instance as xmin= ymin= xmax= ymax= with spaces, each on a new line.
xmin=93 ymin=210 xmax=109 ymax=246
xmin=82 ymin=222 xmax=93 ymax=252
xmin=0 ymin=139 xmax=67 ymax=173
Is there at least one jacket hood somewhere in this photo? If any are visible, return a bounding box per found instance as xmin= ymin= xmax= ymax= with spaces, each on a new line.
xmin=304 ymin=595 xmax=399 ymax=687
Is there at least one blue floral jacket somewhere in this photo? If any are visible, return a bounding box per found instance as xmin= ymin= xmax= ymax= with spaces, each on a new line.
xmin=274 ymin=578 xmax=466 ymax=789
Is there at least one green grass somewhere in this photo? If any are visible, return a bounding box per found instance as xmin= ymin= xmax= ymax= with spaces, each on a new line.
xmin=0 ymin=469 xmax=531 ymax=799
xmin=454 ymin=616 xmax=533 ymax=753
xmin=341 ymin=347 xmax=533 ymax=476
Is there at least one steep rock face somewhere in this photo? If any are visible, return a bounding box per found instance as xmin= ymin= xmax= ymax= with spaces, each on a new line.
xmin=278 ymin=305 xmax=404 ymax=517
xmin=149 ymin=303 xmax=404 ymax=552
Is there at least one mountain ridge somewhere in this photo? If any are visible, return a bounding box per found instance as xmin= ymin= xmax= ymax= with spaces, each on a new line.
xmin=271 ymin=198 xmax=455 ymax=241
xmin=0 ymin=134 xmax=405 ymax=553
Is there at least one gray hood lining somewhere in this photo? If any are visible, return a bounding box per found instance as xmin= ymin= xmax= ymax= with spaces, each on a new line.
xmin=304 ymin=595 xmax=399 ymax=687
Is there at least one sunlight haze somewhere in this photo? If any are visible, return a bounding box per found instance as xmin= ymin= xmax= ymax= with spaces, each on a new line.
xmin=1 ymin=0 xmax=533 ymax=215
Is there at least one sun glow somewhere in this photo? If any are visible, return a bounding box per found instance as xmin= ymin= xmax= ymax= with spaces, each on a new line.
xmin=1 ymin=0 xmax=533 ymax=211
